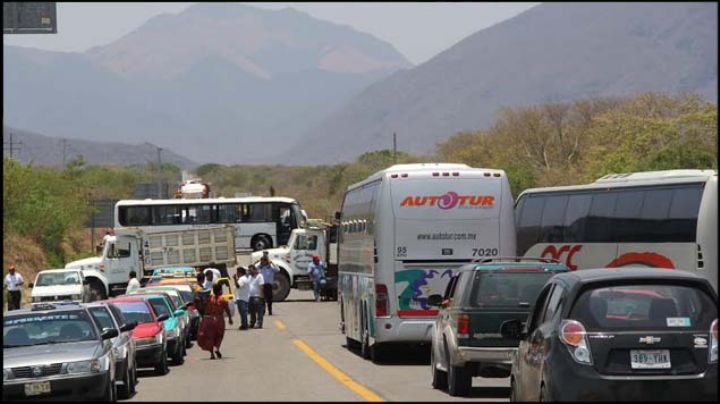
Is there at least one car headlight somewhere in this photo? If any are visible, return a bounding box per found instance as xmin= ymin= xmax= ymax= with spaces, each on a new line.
xmin=112 ymin=345 xmax=128 ymax=359
xmin=155 ymin=332 xmax=164 ymax=344
xmin=67 ymin=356 xmax=109 ymax=374
xmin=166 ymin=327 xmax=179 ymax=338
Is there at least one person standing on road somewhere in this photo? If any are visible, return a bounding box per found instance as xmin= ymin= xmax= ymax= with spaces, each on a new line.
xmin=126 ymin=271 xmax=141 ymax=294
xmin=307 ymin=255 xmax=326 ymax=302
xmin=4 ymin=265 xmax=24 ymax=311
xmin=203 ymin=271 xmax=214 ymax=290
xmin=197 ymin=283 xmax=233 ymax=359
xmin=234 ymin=267 xmax=250 ymax=330
xmin=247 ymin=265 xmax=265 ymax=328
xmin=258 ymin=253 xmax=279 ymax=315
xmin=193 ymin=272 xmax=210 ymax=316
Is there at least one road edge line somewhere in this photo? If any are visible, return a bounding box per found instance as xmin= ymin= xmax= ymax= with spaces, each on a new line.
xmin=293 ymin=339 xmax=385 ymax=402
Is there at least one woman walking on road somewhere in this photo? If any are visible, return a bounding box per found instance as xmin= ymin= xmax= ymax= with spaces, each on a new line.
xmin=197 ymin=283 xmax=233 ymax=359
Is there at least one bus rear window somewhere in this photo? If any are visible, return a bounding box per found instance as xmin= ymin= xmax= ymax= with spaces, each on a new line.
xmin=569 ymin=284 xmax=717 ymax=331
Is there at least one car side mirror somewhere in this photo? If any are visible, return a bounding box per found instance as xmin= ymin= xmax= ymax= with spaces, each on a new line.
xmin=500 ymin=319 xmax=524 ymax=340
xmin=157 ymin=314 xmax=169 ymax=322
xmin=101 ymin=328 xmax=119 ymax=340
xmin=28 ymin=282 xmax=34 ymax=288
xmin=174 ymin=309 xmax=184 ymax=316
xmin=427 ymin=294 xmax=444 ymax=307
xmin=120 ymin=321 xmax=137 ymax=332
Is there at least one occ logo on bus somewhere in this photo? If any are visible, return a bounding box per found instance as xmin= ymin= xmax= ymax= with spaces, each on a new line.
xmin=540 ymin=244 xmax=582 ymax=271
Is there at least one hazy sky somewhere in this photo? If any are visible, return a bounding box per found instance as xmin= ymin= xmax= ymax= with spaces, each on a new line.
xmin=3 ymin=2 xmax=538 ymax=64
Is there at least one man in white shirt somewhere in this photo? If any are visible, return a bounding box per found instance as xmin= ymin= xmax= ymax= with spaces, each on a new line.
xmin=234 ymin=267 xmax=251 ymax=330
xmin=257 ymin=253 xmax=280 ymax=315
xmin=204 ymin=263 xmax=222 ymax=284
xmin=4 ymin=264 xmax=24 ymax=311
xmin=247 ymin=265 xmax=265 ymax=329
xmin=126 ymin=271 xmax=141 ymax=294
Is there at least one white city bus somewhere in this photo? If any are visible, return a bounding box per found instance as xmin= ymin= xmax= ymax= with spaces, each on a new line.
xmin=115 ymin=197 xmax=307 ymax=251
xmin=338 ymin=164 xmax=516 ymax=360
xmin=515 ymin=170 xmax=718 ymax=291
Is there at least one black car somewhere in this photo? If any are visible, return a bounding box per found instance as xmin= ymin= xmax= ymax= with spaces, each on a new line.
xmin=503 ymin=268 xmax=718 ymax=402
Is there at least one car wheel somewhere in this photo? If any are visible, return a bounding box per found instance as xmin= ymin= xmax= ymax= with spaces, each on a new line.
xmin=174 ymin=343 xmax=185 ymax=365
xmin=446 ymin=344 xmax=472 ymax=398
xmin=118 ymin=362 xmax=132 ymax=399
xmin=155 ymin=349 xmax=169 ymax=376
xmin=431 ymin=348 xmax=448 ymax=390
xmin=104 ymin=376 xmax=117 ymax=402
xmin=130 ymin=365 xmax=137 ymax=394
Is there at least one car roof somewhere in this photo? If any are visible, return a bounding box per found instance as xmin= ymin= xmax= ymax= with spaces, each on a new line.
xmin=470 ymin=261 xmax=569 ymax=272
xmin=7 ymin=303 xmax=86 ymax=316
xmin=553 ymin=268 xmax=710 ymax=285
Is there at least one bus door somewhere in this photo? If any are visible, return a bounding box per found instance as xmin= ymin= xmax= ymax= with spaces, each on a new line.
xmin=275 ymin=203 xmax=295 ymax=246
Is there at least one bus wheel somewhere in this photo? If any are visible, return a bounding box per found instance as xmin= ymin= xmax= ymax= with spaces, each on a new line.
xmin=251 ymin=235 xmax=272 ymax=251
xmin=272 ymin=273 xmax=291 ymax=302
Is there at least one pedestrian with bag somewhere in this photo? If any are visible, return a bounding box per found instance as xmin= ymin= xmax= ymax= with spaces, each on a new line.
xmin=307 ymin=255 xmax=326 ymax=302
xmin=234 ymin=267 xmax=250 ymax=330
xmin=4 ymin=264 xmax=24 ymax=311
xmin=257 ymin=253 xmax=279 ymax=315
xmin=247 ymin=264 xmax=265 ymax=328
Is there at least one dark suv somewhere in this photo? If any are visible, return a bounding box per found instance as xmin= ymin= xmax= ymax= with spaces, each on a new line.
xmin=504 ymin=268 xmax=718 ymax=402
xmin=429 ymin=258 xmax=569 ymax=396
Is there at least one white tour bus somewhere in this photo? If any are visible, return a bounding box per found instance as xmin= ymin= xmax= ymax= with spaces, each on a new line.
xmin=515 ymin=169 xmax=717 ymax=291
xmin=338 ymin=163 xmax=516 ymax=360
xmin=115 ymin=197 xmax=307 ymax=251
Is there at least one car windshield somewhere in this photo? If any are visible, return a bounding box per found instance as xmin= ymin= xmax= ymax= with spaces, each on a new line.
xmin=36 ymin=271 xmax=81 ymax=286
xmin=469 ymin=271 xmax=556 ymax=308
xmin=3 ymin=311 xmax=97 ymax=347
xmin=148 ymin=298 xmax=171 ymax=317
xmin=88 ymin=307 xmax=116 ymax=331
xmin=113 ymin=302 xmax=154 ymax=324
xmin=569 ymin=283 xmax=718 ymax=331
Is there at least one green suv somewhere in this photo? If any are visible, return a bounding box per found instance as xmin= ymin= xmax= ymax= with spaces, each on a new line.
xmin=428 ymin=258 xmax=569 ymax=397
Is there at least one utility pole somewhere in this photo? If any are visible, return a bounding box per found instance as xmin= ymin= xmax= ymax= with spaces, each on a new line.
xmin=60 ymin=138 xmax=68 ymax=166
xmin=4 ymin=131 xmax=22 ymax=159
xmin=156 ymin=147 xmax=163 ymax=198
xmin=393 ymin=132 xmax=397 ymax=164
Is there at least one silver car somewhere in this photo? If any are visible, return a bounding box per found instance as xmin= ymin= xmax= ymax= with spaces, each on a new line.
xmin=3 ymin=303 xmax=118 ymax=401
xmin=85 ymin=302 xmax=138 ymax=399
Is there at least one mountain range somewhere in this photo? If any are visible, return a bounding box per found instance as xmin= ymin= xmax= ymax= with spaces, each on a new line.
xmin=4 ymin=2 xmax=717 ymax=166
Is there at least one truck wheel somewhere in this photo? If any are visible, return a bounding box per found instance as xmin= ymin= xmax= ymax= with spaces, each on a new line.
xmin=272 ymin=273 xmax=291 ymax=302
xmin=251 ymin=235 xmax=272 ymax=251
xmin=155 ymin=348 xmax=169 ymax=376
xmin=88 ymin=282 xmax=106 ymax=302
xmin=448 ymin=363 xmax=472 ymax=397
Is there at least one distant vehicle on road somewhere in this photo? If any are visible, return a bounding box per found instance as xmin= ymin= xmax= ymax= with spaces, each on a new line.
xmin=428 ymin=258 xmax=569 ymax=397
xmin=338 ymin=163 xmax=517 ymax=362
xmin=127 ymin=292 xmax=188 ymax=365
xmin=3 ymin=303 xmax=119 ymax=401
xmin=515 ymin=169 xmax=718 ymax=291
xmin=29 ymin=268 xmax=90 ymax=304
xmin=503 ymin=267 xmax=718 ymax=401
xmin=114 ymin=196 xmax=307 ymax=251
xmin=108 ymin=297 xmax=170 ymax=376
xmin=65 ymin=225 xmax=236 ymax=301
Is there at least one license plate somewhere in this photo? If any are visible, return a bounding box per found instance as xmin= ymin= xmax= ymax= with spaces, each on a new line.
xmin=24 ymin=381 xmax=51 ymax=396
xmin=630 ymin=349 xmax=671 ymax=369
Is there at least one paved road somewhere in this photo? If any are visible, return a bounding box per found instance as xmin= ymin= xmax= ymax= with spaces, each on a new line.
xmin=129 ymin=289 xmax=509 ymax=402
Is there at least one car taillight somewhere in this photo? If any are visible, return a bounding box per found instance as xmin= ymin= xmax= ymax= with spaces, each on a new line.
xmin=559 ymin=319 xmax=592 ymax=365
xmin=710 ymin=319 xmax=718 ymax=363
xmin=456 ymin=314 xmax=470 ymax=338
xmin=375 ymin=284 xmax=389 ymax=317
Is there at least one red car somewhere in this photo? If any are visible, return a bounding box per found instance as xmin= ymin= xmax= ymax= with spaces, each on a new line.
xmin=108 ymin=296 xmax=170 ymax=376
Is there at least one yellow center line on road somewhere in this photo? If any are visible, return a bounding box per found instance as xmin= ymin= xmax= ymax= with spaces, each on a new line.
xmin=274 ymin=320 xmax=287 ymax=330
xmin=293 ymin=339 xmax=385 ymax=402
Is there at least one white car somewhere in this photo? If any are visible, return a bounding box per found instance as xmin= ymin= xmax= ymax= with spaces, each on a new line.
xmin=30 ymin=268 xmax=90 ymax=304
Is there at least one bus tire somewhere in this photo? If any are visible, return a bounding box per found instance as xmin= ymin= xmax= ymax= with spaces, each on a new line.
xmin=251 ymin=235 xmax=272 ymax=251
xmin=273 ymin=272 xmax=291 ymax=302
